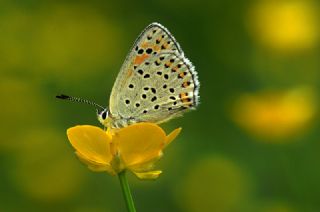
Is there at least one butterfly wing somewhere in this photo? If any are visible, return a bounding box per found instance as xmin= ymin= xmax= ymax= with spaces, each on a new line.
xmin=109 ymin=23 xmax=199 ymax=127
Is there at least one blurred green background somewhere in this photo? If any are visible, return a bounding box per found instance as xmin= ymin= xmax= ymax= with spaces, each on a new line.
xmin=1 ymin=0 xmax=320 ymax=211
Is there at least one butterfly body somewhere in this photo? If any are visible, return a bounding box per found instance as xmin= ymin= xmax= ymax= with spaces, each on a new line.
xmin=97 ymin=22 xmax=199 ymax=128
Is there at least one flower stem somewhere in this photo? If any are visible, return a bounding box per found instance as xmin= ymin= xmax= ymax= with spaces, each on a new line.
xmin=118 ymin=171 xmax=136 ymax=212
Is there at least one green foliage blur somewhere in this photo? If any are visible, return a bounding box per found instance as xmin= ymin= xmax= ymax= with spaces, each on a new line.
xmin=1 ymin=0 xmax=319 ymax=211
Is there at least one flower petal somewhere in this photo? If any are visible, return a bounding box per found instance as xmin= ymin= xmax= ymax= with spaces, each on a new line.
xmin=75 ymin=151 xmax=116 ymax=175
xmin=87 ymin=164 xmax=116 ymax=175
xmin=133 ymin=170 xmax=162 ymax=180
xmin=67 ymin=125 xmax=113 ymax=165
xmin=129 ymin=151 xmax=163 ymax=173
xmin=113 ymin=123 xmax=166 ymax=167
xmin=165 ymin=127 xmax=182 ymax=147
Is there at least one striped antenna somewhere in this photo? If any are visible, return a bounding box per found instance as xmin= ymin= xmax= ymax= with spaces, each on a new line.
xmin=56 ymin=94 xmax=105 ymax=110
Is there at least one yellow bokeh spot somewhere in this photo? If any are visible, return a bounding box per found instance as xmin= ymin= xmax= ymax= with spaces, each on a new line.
xmin=232 ymin=87 xmax=317 ymax=140
xmin=10 ymin=129 xmax=86 ymax=201
xmin=247 ymin=0 xmax=319 ymax=52
xmin=175 ymin=156 xmax=251 ymax=212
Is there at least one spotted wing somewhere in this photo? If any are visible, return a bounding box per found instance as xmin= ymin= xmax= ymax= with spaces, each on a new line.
xmin=117 ymin=52 xmax=199 ymax=126
xmin=109 ymin=23 xmax=183 ymax=116
xmin=109 ymin=23 xmax=199 ymax=127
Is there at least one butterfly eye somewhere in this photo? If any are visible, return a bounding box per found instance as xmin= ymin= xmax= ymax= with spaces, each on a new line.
xmin=101 ymin=111 xmax=107 ymax=119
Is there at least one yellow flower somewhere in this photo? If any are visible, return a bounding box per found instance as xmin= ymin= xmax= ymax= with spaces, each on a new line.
xmin=67 ymin=123 xmax=181 ymax=180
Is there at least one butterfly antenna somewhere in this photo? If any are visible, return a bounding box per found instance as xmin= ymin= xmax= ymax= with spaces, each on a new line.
xmin=56 ymin=94 xmax=105 ymax=110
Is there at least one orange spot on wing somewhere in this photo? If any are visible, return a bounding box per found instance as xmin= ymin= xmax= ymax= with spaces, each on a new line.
xmin=134 ymin=54 xmax=149 ymax=65
xmin=182 ymin=81 xmax=190 ymax=88
xmin=162 ymin=43 xmax=168 ymax=49
xmin=172 ymin=67 xmax=178 ymax=72
xmin=127 ymin=69 xmax=133 ymax=77
xmin=179 ymin=92 xmax=192 ymax=103
xmin=179 ymin=72 xmax=186 ymax=78
xmin=141 ymin=42 xmax=149 ymax=48
xmin=153 ymin=45 xmax=160 ymax=51
xmin=179 ymin=93 xmax=187 ymax=99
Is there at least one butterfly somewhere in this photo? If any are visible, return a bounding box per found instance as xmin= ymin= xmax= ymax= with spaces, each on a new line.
xmin=57 ymin=23 xmax=200 ymax=128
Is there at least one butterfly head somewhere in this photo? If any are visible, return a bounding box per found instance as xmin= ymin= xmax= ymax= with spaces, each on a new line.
xmin=97 ymin=108 xmax=111 ymax=127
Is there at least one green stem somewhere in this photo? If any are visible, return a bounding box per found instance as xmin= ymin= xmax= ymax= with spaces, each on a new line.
xmin=118 ymin=171 xmax=136 ymax=212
